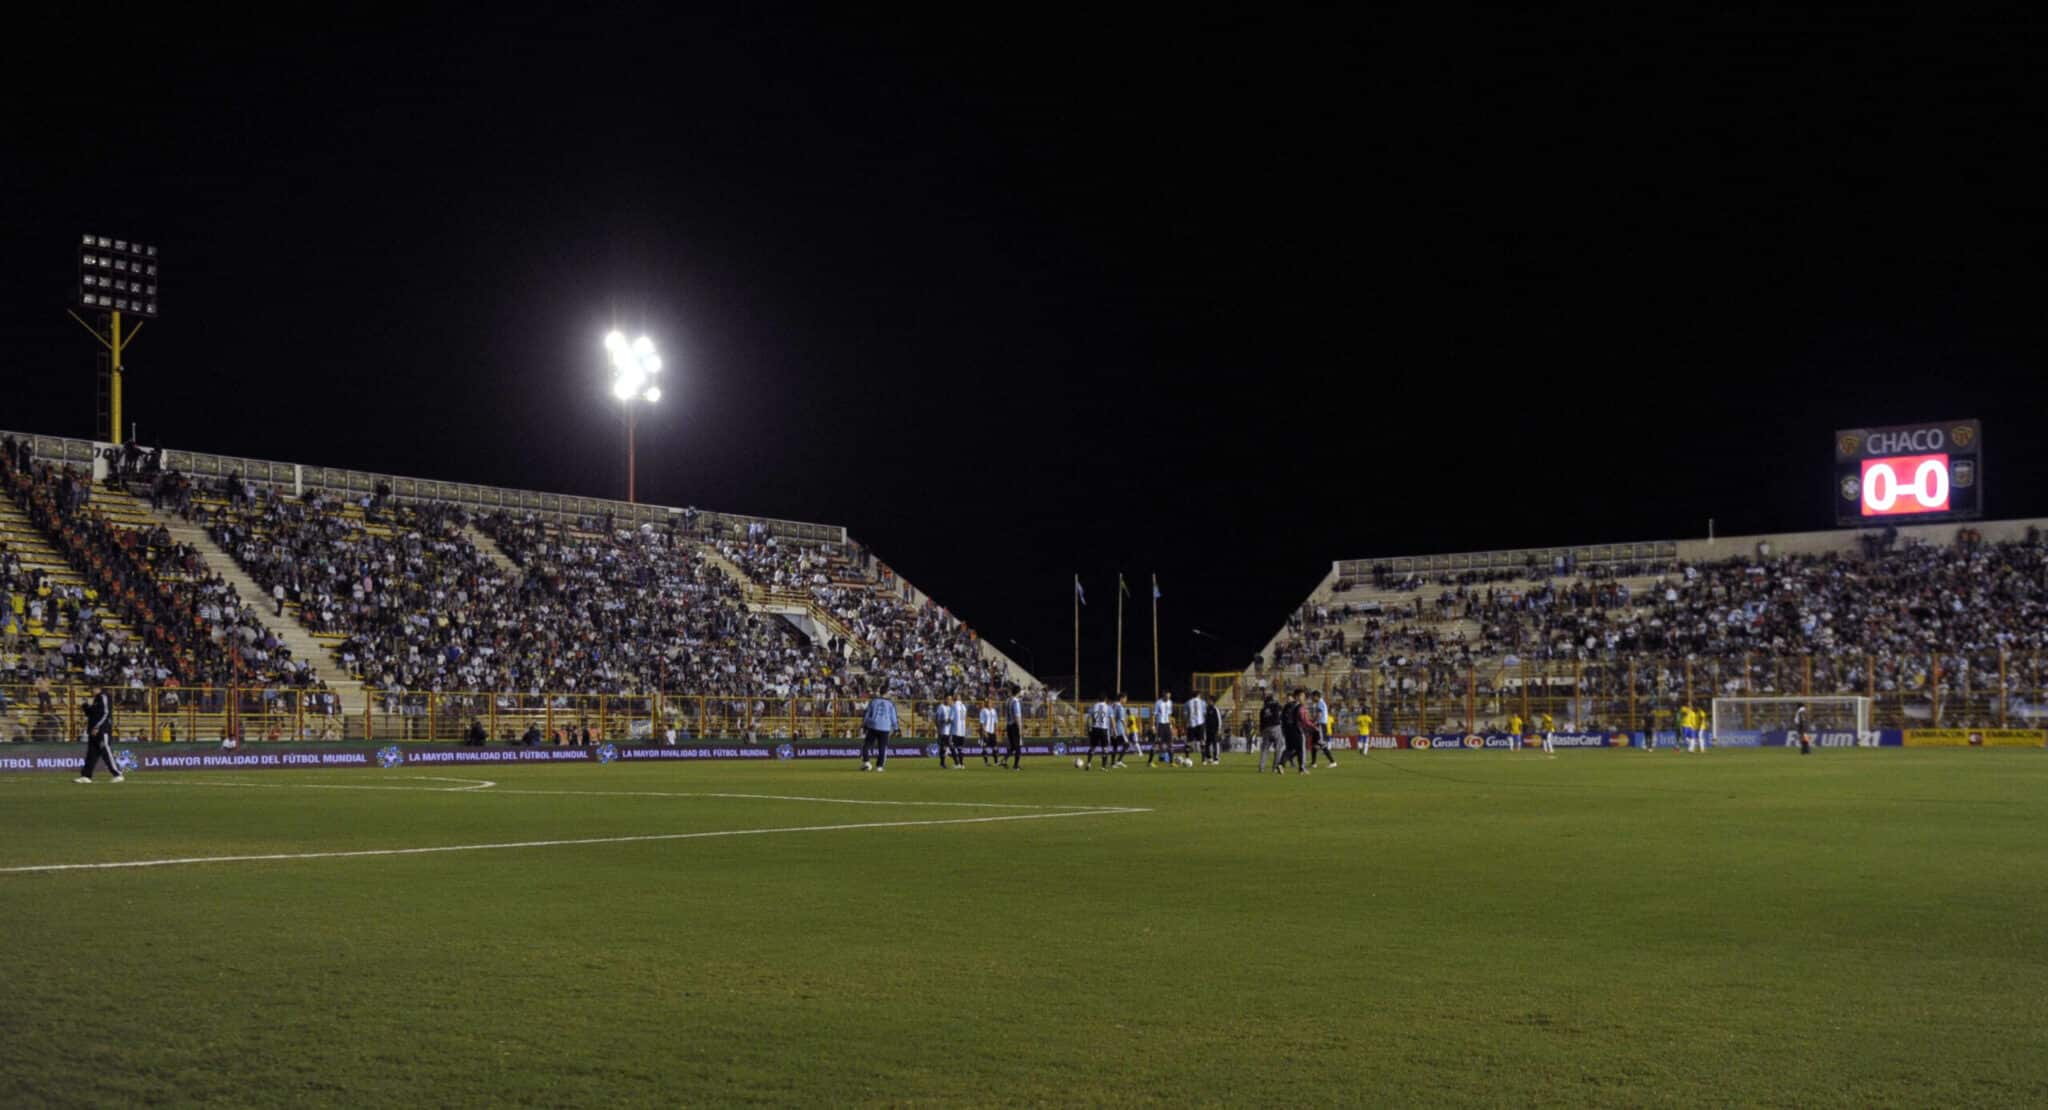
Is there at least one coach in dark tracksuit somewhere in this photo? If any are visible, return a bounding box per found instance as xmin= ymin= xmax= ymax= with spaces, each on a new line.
xmin=77 ymin=687 xmax=123 ymax=783
xmin=1278 ymin=692 xmax=1304 ymax=773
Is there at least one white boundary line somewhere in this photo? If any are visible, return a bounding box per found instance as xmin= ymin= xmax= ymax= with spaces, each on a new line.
xmin=0 ymin=807 xmax=1152 ymax=875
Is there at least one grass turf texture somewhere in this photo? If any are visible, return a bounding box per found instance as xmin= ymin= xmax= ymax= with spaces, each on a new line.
xmin=3 ymin=750 xmax=2045 ymax=1108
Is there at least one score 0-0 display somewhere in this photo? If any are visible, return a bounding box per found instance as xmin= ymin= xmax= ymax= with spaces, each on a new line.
xmin=1834 ymin=419 xmax=1981 ymax=526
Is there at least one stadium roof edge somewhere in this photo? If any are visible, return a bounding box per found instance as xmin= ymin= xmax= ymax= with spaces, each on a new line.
xmin=1335 ymin=515 xmax=2048 ymax=580
xmin=0 ymin=427 xmax=847 ymax=545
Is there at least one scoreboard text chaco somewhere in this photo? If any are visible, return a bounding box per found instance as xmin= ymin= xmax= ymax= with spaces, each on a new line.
xmin=1834 ymin=420 xmax=1981 ymax=525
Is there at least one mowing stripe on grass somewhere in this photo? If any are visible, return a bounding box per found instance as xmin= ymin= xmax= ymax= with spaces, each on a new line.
xmin=0 ymin=806 xmax=1153 ymax=875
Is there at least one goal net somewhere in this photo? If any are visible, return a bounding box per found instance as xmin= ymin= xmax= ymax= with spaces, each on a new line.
xmin=1711 ymin=696 xmax=1873 ymax=747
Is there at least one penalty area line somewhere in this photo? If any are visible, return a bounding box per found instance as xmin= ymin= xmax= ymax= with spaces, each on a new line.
xmin=0 ymin=806 xmax=1153 ymax=875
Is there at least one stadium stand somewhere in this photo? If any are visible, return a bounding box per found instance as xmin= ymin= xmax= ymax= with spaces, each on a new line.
xmin=0 ymin=429 xmax=1035 ymax=742
xmin=1245 ymin=520 xmax=2048 ymax=733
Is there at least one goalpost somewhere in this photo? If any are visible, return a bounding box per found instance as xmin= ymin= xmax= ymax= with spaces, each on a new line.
xmin=1710 ymin=696 xmax=1875 ymax=747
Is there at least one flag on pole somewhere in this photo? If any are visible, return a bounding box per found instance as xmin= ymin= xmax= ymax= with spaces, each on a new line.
xmin=1119 ymin=574 xmax=1130 ymax=598
xmin=1152 ymin=575 xmax=1161 ymax=600
xmin=1074 ymin=576 xmax=1086 ymax=606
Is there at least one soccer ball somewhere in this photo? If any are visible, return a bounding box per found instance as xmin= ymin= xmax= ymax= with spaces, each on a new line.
xmin=1074 ymin=757 xmax=1085 ymax=769
xmin=1178 ymin=756 xmax=1194 ymax=767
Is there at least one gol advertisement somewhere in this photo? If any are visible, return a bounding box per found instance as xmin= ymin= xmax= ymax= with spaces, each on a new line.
xmin=1903 ymin=728 xmax=2047 ymax=748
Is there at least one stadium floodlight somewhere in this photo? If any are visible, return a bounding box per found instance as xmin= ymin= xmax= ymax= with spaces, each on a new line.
xmin=68 ymin=232 xmax=159 ymax=445
xmin=606 ymin=332 xmax=664 ymax=503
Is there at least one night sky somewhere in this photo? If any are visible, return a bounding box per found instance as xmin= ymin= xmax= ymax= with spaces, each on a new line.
xmin=5 ymin=12 xmax=2047 ymax=694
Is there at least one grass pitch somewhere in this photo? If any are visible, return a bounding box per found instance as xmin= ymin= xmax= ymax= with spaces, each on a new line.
xmin=3 ymin=748 xmax=2046 ymax=1107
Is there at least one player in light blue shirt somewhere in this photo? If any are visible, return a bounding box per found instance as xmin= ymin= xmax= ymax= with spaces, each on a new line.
xmin=861 ymin=689 xmax=897 ymax=771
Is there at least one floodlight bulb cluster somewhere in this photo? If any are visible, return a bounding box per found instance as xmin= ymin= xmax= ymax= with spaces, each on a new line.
xmin=606 ymin=331 xmax=662 ymax=404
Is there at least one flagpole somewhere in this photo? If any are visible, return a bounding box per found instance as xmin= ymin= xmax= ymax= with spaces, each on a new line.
xmin=1116 ymin=574 xmax=1125 ymax=697
xmin=1072 ymin=575 xmax=1080 ymax=717
xmin=1151 ymin=574 xmax=1161 ymax=698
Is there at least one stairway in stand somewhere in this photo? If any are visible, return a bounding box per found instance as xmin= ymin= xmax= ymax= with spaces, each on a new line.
xmin=698 ymin=543 xmax=862 ymax=651
xmin=105 ymin=486 xmax=370 ymax=721
xmin=463 ymin=523 xmax=524 ymax=582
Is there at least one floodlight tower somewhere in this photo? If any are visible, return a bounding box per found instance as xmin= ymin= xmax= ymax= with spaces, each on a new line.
xmin=605 ymin=331 xmax=663 ymax=503
xmin=67 ymin=234 xmax=160 ymax=445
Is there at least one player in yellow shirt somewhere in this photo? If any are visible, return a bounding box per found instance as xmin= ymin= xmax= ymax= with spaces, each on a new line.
xmin=1507 ymin=713 xmax=1523 ymax=752
xmin=1538 ymin=711 xmax=1556 ymax=755
xmin=1355 ymin=711 xmax=1374 ymax=755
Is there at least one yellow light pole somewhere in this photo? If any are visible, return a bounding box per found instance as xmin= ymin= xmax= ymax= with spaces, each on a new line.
xmin=70 ymin=235 xmax=158 ymax=445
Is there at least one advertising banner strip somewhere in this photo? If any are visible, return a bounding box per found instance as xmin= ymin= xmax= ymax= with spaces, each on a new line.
xmin=0 ymin=726 xmax=1937 ymax=773
xmin=0 ymin=741 xmax=1124 ymax=773
xmin=1904 ymin=729 xmax=2046 ymax=748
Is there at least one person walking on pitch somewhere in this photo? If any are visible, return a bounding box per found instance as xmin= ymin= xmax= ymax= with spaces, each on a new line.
xmin=1278 ymin=690 xmax=1306 ymax=774
xmin=1540 ymin=711 xmax=1557 ymax=755
xmin=1003 ymin=685 xmax=1024 ymax=769
xmin=1258 ymin=694 xmax=1284 ymax=772
xmin=76 ymin=685 xmax=123 ymax=783
xmin=979 ymin=700 xmax=1000 ymax=765
xmin=1185 ymin=692 xmax=1208 ymax=766
xmin=1309 ymin=690 xmax=1337 ymax=767
xmin=860 ymin=688 xmax=897 ymax=772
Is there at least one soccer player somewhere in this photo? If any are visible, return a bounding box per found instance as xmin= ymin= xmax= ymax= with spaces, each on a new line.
xmin=1109 ymin=693 xmax=1130 ymax=768
xmin=1355 ymin=708 xmax=1375 ymax=756
xmin=860 ymin=687 xmax=897 ymax=772
xmin=75 ymin=685 xmax=122 ymax=784
xmin=1185 ymin=692 xmax=1207 ymax=766
xmin=1309 ymin=690 xmax=1337 ymax=767
xmin=1258 ymin=694 xmax=1284 ymax=772
xmin=1793 ymin=702 xmax=1812 ymax=755
xmin=1507 ymin=712 xmax=1523 ymax=753
xmin=1084 ymin=695 xmax=1112 ymax=769
xmin=1150 ymin=691 xmax=1175 ymax=766
xmin=978 ymin=700 xmax=1000 ymax=765
xmin=951 ymin=692 xmax=970 ymax=768
xmin=1539 ymin=711 xmax=1556 ymax=755
xmin=1003 ymin=684 xmax=1024 ymax=769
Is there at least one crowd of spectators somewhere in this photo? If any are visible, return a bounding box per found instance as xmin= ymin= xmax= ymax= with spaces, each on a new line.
xmin=8 ymin=436 xmax=1017 ymax=707
xmin=713 ymin=533 xmax=1006 ymax=698
xmin=1 ymin=441 xmax=322 ymax=695
xmin=1262 ymin=531 xmax=2048 ymax=707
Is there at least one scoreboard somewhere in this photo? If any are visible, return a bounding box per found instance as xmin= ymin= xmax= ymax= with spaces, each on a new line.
xmin=1834 ymin=419 xmax=1981 ymax=526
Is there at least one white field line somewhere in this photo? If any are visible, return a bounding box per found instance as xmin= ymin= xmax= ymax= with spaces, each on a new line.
xmin=139 ymin=778 xmax=1131 ymax=811
xmin=0 ymin=806 xmax=1152 ymax=875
